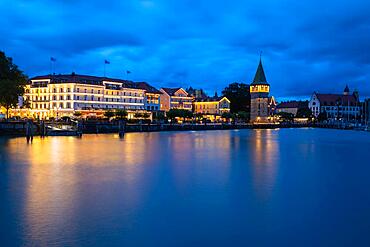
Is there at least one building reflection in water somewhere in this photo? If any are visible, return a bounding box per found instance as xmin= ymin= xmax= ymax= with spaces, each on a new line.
xmin=169 ymin=131 xmax=233 ymax=190
xmin=1 ymin=130 xmax=279 ymax=244
xmin=4 ymin=134 xmax=157 ymax=245
xmin=250 ymin=129 xmax=279 ymax=202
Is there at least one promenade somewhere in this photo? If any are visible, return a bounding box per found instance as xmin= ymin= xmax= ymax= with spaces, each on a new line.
xmin=2 ymin=120 xmax=367 ymax=137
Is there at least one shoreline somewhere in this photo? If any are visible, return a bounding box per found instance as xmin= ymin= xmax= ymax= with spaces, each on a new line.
xmin=1 ymin=122 xmax=368 ymax=137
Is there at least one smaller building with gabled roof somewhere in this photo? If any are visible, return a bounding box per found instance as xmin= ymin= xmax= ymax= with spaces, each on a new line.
xmin=194 ymin=96 xmax=230 ymax=115
xmin=159 ymin=87 xmax=193 ymax=112
xmin=276 ymin=101 xmax=308 ymax=116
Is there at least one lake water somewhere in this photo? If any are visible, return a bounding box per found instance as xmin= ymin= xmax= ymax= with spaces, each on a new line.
xmin=1 ymin=129 xmax=370 ymax=246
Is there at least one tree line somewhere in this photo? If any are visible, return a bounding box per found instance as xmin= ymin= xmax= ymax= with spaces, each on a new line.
xmin=0 ymin=51 xmax=28 ymax=118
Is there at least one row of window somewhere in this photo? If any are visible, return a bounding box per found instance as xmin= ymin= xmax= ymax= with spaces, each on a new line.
xmin=32 ymin=103 xmax=147 ymax=110
xmin=322 ymin=106 xmax=360 ymax=112
xmin=32 ymin=87 xmax=144 ymax=96
xmin=29 ymin=95 xmax=144 ymax=103
xmin=146 ymin=106 xmax=159 ymax=110
xmin=75 ymin=104 xmax=144 ymax=110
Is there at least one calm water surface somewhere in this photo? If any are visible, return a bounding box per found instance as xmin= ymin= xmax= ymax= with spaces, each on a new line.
xmin=1 ymin=129 xmax=370 ymax=246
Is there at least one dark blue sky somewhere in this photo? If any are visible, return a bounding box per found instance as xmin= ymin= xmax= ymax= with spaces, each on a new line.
xmin=1 ymin=0 xmax=370 ymax=99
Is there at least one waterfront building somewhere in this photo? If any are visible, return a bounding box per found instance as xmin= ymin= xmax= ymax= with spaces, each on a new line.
xmin=193 ymin=96 xmax=230 ymax=121
xmin=136 ymin=82 xmax=162 ymax=111
xmin=12 ymin=73 xmax=156 ymax=119
xmin=276 ymin=101 xmax=308 ymax=116
xmin=308 ymin=86 xmax=361 ymax=120
xmin=250 ymin=58 xmax=271 ymax=123
xmin=363 ymin=98 xmax=370 ymax=125
xmin=159 ymin=87 xmax=193 ymax=111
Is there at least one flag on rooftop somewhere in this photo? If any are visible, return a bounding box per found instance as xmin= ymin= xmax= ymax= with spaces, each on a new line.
xmin=126 ymin=70 xmax=131 ymax=74
xmin=50 ymin=57 xmax=56 ymax=62
xmin=104 ymin=60 xmax=110 ymax=64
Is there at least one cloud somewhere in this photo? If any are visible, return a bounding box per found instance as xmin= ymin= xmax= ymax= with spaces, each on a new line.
xmin=1 ymin=0 xmax=370 ymax=99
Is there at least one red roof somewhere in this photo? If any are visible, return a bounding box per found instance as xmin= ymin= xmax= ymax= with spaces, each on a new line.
xmin=316 ymin=94 xmax=358 ymax=106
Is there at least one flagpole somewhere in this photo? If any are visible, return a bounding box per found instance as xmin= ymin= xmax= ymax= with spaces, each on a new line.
xmin=104 ymin=63 xmax=106 ymax=77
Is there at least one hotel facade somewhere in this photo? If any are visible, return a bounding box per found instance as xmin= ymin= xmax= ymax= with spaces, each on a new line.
xmin=13 ymin=74 xmax=157 ymax=119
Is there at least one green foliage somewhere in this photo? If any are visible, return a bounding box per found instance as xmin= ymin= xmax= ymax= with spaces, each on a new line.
xmin=167 ymin=109 xmax=193 ymax=120
xmin=296 ymin=108 xmax=313 ymax=118
xmin=104 ymin=110 xmax=115 ymax=119
xmin=221 ymin=82 xmax=250 ymax=113
xmin=221 ymin=112 xmax=233 ymax=119
xmin=195 ymin=113 xmax=203 ymax=120
xmin=317 ymin=112 xmax=328 ymax=122
xmin=73 ymin=111 xmax=82 ymax=117
xmin=153 ymin=111 xmax=166 ymax=120
xmin=61 ymin=116 xmax=70 ymax=122
xmin=134 ymin=112 xmax=143 ymax=118
xmin=236 ymin=111 xmax=249 ymax=120
xmin=0 ymin=51 xmax=28 ymax=118
xmin=277 ymin=111 xmax=294 ymax=122
xmin=115 ymin=109 xmax=128 ymax=119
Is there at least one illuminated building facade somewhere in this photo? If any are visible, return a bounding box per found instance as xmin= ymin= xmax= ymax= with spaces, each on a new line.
xmin=16 ymin=74 xmax=154 ymax=119
xmin=309 ymin=86 xmax=361 ymax=120
xmin=159 ymin=88 xmax=193 ymax=111
xmin=194 ymin=97 xmax=230 ymax=115
xmin=136 ymin=82 xmax=162 ymax=111
xmin=250 ymin=58 xmax=270 ymax=122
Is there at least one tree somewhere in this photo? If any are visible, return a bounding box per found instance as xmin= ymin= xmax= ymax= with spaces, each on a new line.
xmin=317 ymin=112 xmax=328 ymax=122
xmin=115 ymin=109 xmax=128 ymax=119
xmin=134 ymin=112 xmax=143 ymax=119
xmin=277 ymin=112 xmax=294 ymax=122
xmin=166 ymin=109 xmax=193 ymax=122
xmin=166 ymin=109 xmax=177 ymax=122
xmin=142 ymin=113 xmax=151 ymax=119
xmin=221 ymin=112 xmax=234 ymax=122
xmin=104 ymin=110 xmax=115 ymax=119
xmin=296 ymin=108 xmax=313 ymax=118
xmin=73 ymin=111 xmax=82 ymax=118
xmin=222 ymin=82 xmax=250 ymax=113
xmin=195 ymin=113 xmax=203 ymax=121
xmin=236 ymin=111 xmax=249 ymax=122
xmin=0 ymin=51 xmax=28 ymax=118
xmin=153 ymin=111 xmax=166 ymax=121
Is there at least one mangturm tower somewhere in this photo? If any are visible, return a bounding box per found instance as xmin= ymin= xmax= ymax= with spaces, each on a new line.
xmin=250 ymin=57 xmax=270 ymax=123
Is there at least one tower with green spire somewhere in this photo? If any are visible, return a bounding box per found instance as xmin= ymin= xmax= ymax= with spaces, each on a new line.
xmin=250 ymin=57 xmax=270 ymax=122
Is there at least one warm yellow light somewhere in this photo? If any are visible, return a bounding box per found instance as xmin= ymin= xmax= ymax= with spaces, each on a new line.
xmin=250 ymin=85 xmax=269 ymax=93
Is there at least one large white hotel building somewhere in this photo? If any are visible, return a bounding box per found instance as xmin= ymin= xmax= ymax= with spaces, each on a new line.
xmin=14 ymin=73 xmax=161 ymax=119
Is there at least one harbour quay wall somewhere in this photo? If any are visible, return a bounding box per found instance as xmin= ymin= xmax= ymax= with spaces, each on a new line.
xmin=0 ymin=121 xmax=324 ymax=136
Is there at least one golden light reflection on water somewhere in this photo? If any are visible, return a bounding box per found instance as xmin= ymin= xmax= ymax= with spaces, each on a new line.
xmin=169 ymin=131 xmax=233 ymax=189
xmin=251 ymin=129 xmax=279 ymax=201
xmin=2 ymin=130 xmax=281 ymax=243
xmin=4 ymin=134 xmax=160 ymax=243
